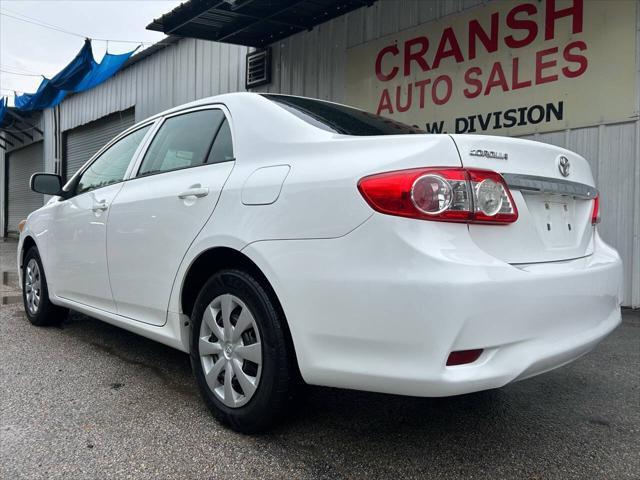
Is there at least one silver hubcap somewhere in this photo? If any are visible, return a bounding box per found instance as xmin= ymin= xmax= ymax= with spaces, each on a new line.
xmin=199 ymin=294 xmax=262 ymax=408
xmin=24 ymin=259 xmax=41 ymax=315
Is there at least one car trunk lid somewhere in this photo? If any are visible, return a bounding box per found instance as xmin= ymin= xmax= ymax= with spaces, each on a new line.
xmin=450 ymin=135 xmax=597 ymax=264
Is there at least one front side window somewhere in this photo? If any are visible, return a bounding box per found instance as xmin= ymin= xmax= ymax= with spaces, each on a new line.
xmin=137 ymin=109 xmax=231 ymax=177
xmin=76 ymin=125 xmax=151 ymax=195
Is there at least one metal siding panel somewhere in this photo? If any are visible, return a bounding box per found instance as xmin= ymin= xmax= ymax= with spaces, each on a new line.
xmin=418 ymin=0 xmax=439 ymax=23
xmin=631 ymin=0 xmax=640 ymax=308
xmin=534 ymin=131 xmax=566 ymax=148
xmin=303 ymin=29 xmax=319 ymax=97
xmin=228 ymin=44 xmax=240 ymax=94
xmin=346 ymin=7 xmax=365 ymax=48
xmin=440 ymin=0 xmax=463 ymax=17
xmin=42 ymin=109 xmax=56 ymax=176
xmin=567 ymin=126 xmax=600 ymax=185
xmin=7 ymin=142 xmax=44 ymax=233
xmin=212 ymin=42 xmax=223 ymax=96
xmin=598 ymin=122 xmax=637 ymax=306
xmin=519 ymin=123 xmax=636 ymax=306
xmin=378 ymin=0 xmax=400 ymax=37
xmin=174 ymin=39 xmax=196 ymax=106
xmin=331 ymin=15 xmax=348 ymax=103
xmin=280 ymin=38 xmax=293 ymax=94
xmin=63 ymin=109 xmax=135 ymax=180
xmin=0 ymin=149 xmax=5 ymax=236
xmin=220 ymin=43 xmax=231 ymax=94
xmin=269 ymin=42 xmax=282 ymax=94
xmin=195 ymin=39 xmax=207 ymax=99
xmin=398 ymin=0 xmax=421 ymax=31
xmin=290 ymin=33 xmax=306 ymax=95
xmin=462 ymin=0 xmax=484 ymax=12
xmin=633 ymin=118 xmax=640 ymax=307
xmin=317 ymin=22 xmax=333 ymax=100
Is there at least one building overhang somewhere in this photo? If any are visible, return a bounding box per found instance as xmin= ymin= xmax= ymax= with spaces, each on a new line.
xmin=0 ymin=109 xmax=43 ymax=151
xmin=147 ymin=0 xmax=376 ymax=48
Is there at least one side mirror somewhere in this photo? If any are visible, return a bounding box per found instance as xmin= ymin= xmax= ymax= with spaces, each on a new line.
xmin=30 ymin=173 xmax=63 ymax=196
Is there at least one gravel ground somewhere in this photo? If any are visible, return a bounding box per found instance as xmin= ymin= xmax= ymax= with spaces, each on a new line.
xmin=1 ymin=238 xmax=639 ymax=479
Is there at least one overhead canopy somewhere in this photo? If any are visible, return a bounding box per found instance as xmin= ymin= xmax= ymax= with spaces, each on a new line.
xmin=147 ymin=0 xmax=376 ymax=47
xmin=0 ymin=107 xmax=43 ymax=151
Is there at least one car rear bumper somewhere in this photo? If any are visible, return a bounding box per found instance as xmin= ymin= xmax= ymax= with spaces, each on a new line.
xmin=244 ymin=214 xmax=623 ymax=397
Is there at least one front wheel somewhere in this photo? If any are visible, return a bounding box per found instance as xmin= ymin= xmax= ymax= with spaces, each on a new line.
xmin=190 ymin=269 xmax=295 ymax=433
xmin=22 ymin=247 xmax=68 ymax=326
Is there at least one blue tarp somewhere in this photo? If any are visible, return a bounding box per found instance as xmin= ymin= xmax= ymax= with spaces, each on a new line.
xmin=0 ymin=97 xmax=6 ymax=125
xmin=13 ymin=40 xmax=136 ymax=112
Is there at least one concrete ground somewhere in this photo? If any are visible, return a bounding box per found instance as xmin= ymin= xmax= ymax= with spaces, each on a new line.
xmin=0 ymin=239 xmax=638 ymax=480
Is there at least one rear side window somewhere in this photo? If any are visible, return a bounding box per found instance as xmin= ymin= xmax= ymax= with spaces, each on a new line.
xmin=262 ymin=94 xmax=425 ymax=136
xmin=207 ymin=119 xmax=234 ymax=164
xmin=137 ymin=109 xmax=230 ymax=177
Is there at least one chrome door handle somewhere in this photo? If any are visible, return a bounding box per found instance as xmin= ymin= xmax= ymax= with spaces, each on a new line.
xmin=177 ymin=187 xmax=209 ymax=199
xmin=92 ymin=201 xmax=108 ymax=212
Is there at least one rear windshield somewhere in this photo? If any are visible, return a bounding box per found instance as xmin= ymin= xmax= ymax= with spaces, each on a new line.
xmin=262 ymin=94 xmax=425 ymax=136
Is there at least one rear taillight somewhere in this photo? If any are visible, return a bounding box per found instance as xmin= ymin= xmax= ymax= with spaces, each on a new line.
xmin=358 ymin=167 xmax=518 ymax=224
xmin=591 ymin=195 xmax=600 ymax=225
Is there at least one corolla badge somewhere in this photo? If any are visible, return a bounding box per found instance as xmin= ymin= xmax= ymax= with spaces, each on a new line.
xmin=558 ymin=155 xmax=570 ymax=177
xmin=469 ymin=149 xmax=508 ymax=160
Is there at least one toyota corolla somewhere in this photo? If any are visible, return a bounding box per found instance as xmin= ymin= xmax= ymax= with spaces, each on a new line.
xmin=18 ymin=93 xmax=623 ymax=432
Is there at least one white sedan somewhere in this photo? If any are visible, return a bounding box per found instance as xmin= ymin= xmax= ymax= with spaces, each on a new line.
xmin=18 ymin=93 xmax=622 ymax=432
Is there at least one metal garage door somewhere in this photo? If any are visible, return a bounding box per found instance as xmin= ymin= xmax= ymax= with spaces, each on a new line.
xmin=64 ymin=108 xmax=135 ymax=180
xmin=6 ymin=142 xmax=44 ymax=234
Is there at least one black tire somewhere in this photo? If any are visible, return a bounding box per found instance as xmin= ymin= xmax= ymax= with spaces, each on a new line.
xmin=190 ymin=269 xmax=295 ymax=433
xmin=22 ymin=246 xmax=68 ymax=326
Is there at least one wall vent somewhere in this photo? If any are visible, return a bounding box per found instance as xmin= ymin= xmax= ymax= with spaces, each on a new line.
xmin=245 ymin=49 xmax=271 ymax=89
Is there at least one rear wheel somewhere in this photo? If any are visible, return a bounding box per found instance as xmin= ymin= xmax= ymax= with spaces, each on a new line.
xmin=22 ymin=247 xmax=68 ymax=326
xmin=190 ymin=269 xmax=295 ymax=433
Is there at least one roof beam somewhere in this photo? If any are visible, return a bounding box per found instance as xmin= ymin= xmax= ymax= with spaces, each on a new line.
xmin=0 ymin=134 xmax=15 ymax=147
xmin=164 ymin=0 xmax=228 ymax=35
xmin=0 ymin=129 xmax=24 ymax=144
xmin=148 ymin=0 xmax=379 ymax=46
xmin=2 ymin=123 xmax=34 ymax=141
xmin=205 ymin=7 xmax=310 ymax=31
xmin=4 ymin=109 xmax=43 ymax=136
xmin=218 ymin=0 xmax=307 ymax=42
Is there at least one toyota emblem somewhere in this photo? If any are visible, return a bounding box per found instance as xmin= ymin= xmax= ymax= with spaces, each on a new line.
xmin=558 ymin=156 xmax=570 ymax=177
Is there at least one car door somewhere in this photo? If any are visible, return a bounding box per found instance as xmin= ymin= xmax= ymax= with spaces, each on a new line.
xmin=106 ymin=106 xmax=235 ymax=326
xmin=48 ymin=124 xmax=153 ymax=312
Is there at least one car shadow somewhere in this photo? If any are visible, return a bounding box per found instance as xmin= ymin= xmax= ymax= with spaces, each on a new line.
xmin=50 ymin=309 xmax=622 ymax=478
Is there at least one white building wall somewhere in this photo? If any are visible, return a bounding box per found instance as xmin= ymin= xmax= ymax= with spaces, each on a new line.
xmin=252 ymin=0 xmax=639 ymax=307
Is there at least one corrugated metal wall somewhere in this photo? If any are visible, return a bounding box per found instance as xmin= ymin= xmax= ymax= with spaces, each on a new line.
xmin=251 ymin=0 xmax=640 ymax=308
xmin=59 ymin=38 xmax=247 ymax=131
xmin=6 ymin=141 xmax=44 ymax=234
xmin=63 ymin=109 xmax=135 ymax=180
xmin=0 ymin=111 xmax=46 ymax=237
